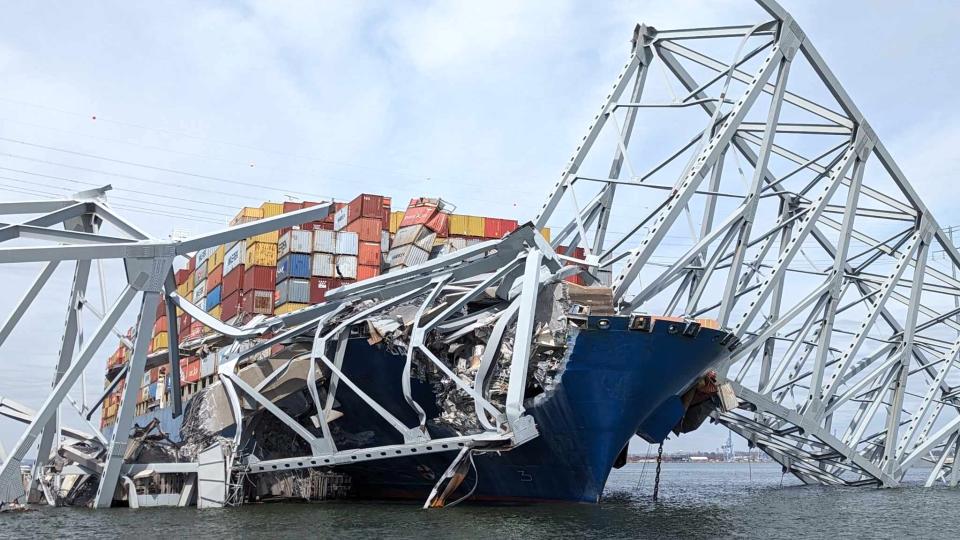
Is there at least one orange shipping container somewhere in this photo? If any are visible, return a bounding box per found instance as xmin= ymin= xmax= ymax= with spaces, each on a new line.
xmin=357 ymin=264 xmax=380 ymax=281
xmin=346 ymin=217 xmax=383 ymax=243
xmin=207 ymin=264 xmax=224 ymax=289
xmin=357 ymin=241 xmax=381 ymax=266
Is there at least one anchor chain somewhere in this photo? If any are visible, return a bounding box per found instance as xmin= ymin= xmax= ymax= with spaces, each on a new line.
xmin=653 ymin=442 xmax=663 ymax=501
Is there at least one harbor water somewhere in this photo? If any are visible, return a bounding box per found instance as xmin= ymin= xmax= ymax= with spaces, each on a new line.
xmin=2 ymin=462 xmax=957 ymax=538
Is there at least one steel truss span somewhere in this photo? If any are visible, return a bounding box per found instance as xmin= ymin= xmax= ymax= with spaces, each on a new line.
xmin=538 ymin=0 xmax=960 ymax=487
xmin=0 ymin=0 xmax=958 ymax=510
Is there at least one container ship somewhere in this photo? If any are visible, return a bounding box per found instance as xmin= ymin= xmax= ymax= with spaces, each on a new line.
xmin=99 ymin=194 xmax=731 ymax=505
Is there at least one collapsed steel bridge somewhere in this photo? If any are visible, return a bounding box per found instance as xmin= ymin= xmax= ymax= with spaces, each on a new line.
xmin=2 ymin=0 xmax=960 ymax=508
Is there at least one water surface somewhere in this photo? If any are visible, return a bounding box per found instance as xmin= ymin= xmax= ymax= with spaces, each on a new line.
xmin=2 ymin=463 xmax=955 ymax=539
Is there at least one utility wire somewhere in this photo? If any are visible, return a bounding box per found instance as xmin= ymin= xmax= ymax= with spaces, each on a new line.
xmin=0 ymin=136 xmax=340 ymax=201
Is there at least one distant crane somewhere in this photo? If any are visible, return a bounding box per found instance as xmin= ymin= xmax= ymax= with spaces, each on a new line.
xmin=721 ymin=430 xmax=735 ymax=463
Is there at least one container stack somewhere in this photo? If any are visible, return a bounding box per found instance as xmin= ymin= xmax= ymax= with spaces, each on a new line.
xmin=387 ymin=198 xmax=451 ymax=270
xmin=334 ymin=193 xmax=390 ymax=281
xmin=274 ymin=224 xmax=311 ymax=314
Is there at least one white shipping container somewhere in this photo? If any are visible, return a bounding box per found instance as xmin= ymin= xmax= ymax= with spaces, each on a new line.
xmin=200 ymin=353 xmax=217 ymax=378
xmin=276 ymin=278 xmax=311 ymax=305
xmin=193 ymin=280 xmax=207 ymax=304
xmin=333 ymin=206 xmax=349 ymax=231
xmin=313 ymin=229 xmax=337 ymax=253
xmin=448 ymin=237 xmax=467 ymax=250
xmin=414 ymin=231 xmax=438 ymax=252
xmin=223 ymin=241 xmax=246 ymax=275
xmin=279 ymin=230 xmax=312 ymax=258
xmin=388 ymin=245 xmax=430 ymax=268
xmin=336 ymin=231 xmax=359 ymax=255
xmin=196 ymin=247 xmax=211 ymax=266
xmin=335 ymin=255 xmax=358 ymax=279
xmin=312 ymin=253 xmax=335 ymax=277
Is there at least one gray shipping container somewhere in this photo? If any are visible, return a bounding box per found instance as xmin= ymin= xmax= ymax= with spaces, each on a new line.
xmin=200 ymin=353 xmax=217 ymax=378
xmin=392 ymin=225 xmax=421 ymax=247
xmin=312 ymin=253 xmax=335 ymax=277
xmin=388 ymin=245 xmax=430 ymax=268
xmin=414 ymin=231 xmax=438 ymax=252
xmin=193 ymin=280 xmax=207 ymax=304
xmin=336 ymin=231 xmax=359 ymax=255
xmin=313 ymin=230 xmax=337 ymax=253
xmin=276 ymin=278 xmax=311 ymax=305
xmin=278 ymin=229 xmax=313 ymax=258
xmin=381 ymin=230 xmax=391 ymax=252
xmin=335 ymin=255 xmax=358 ymax=279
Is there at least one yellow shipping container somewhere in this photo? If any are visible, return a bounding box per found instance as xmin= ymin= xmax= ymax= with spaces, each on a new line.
xmin=230 ymin=206 xmax=264 ymax=226
xmin=246 ymin=242 xmax=278 ymax=267
xmin=448 ymin=214 xmax=469 ymax=236
xmin=389 ymin=211 xmax=405 ymax=234
xmin=209 ymin=245 xmax=226 ymax=268
xmin=466 ymin=215 xmax=485 ymax=237
xmin=540 ymin=227 xmax=551 ymax=242
xmin=209 ymin=305 xmax=222 ymax=320
xmin=176 ymin=281 xmax=190 ymax=298
xmin=275 ymin=302 xmax=309 ymax=315
xmin=248 ymin=230 xmax=280 ymax=244
xmin=152 ymin=332 xmax=169 ymax=351
xmin=260 ymin=202 xmax=283 ymax=217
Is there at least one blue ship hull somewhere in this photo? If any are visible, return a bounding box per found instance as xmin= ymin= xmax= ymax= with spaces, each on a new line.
xmin=113 ymin=315 xmax=729 ymax=504
xmin=330 ymin=315 xmax=729 ymax=503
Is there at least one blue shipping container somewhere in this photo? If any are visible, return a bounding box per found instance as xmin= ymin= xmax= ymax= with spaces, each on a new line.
xmin=206 ymin=285 xmax=222 ymax=310
xmin=276 ymin=253 xmax=311 ymax=283
xmin=148 ymin=382 xmax=158 ymax=400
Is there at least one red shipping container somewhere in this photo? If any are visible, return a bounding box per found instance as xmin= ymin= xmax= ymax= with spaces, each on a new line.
xmin=207 ymin=264 xmax=224 ymax=290
xmin=241 ymin=289 xmax=275 ymax=315
xmin=185 ymin=320 xmax=204 ymax=341
xmin=188 ymin=256 xmax=196 ymax=272
xmin=153 ymin=315 xmax=168 ymax=335
xmin=310 ymin=277 xmax=342 ymax=303
xmin=399 ymin=205 xmax=434 ymax=228
xmin=221 ymin=290 xmax=242 ymax=321
xmin=347 ymin=193 xmax=385 ymax=223
xmin=244 ymin=265 xmax=277 ymax=291
xmin=314 ymin=220 xmax=334 ymax=231
xmin=283 ymin=201 xmax=304 ymax=214
xmin=149 ymin=367 xmax=160 ymax=383
xmin=155 ymin=299 xmax=167 ymax=319
xmin=425 ymin=212 xmax=449 ymax=236
xmin=346 ymin=217 xmax=383 ymax=243
xmin=222 ymin=265 xmax=245 ymax=296
xmin=180 ymin=357 xmax=201 ymax=384
xmin=381 ymin=200 xmax=392 ymax=230
xmin=177 ymin=313 xmax=192 ymax=333
xmin=484 ymin=218 xmax=520 ymax=239
xmin=175 ymin=268 xmax=191 ymax=285
xmin=357 ymin=264 xmax=380 ymax=281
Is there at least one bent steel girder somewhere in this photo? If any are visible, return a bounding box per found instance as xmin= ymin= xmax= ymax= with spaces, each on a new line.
xmin=535 ymin=0 xmax=960 ymax=486
xmin=0 ymin=191 xmax=334 ymax=505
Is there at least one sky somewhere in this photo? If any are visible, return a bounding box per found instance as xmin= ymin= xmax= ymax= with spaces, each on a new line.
xmin=1 ymin=0 xmax=960 ymax=455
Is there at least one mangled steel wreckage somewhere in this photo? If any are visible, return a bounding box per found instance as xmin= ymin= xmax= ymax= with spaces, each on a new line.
xmin=7 ymin=0 xmax=960 ymax=510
